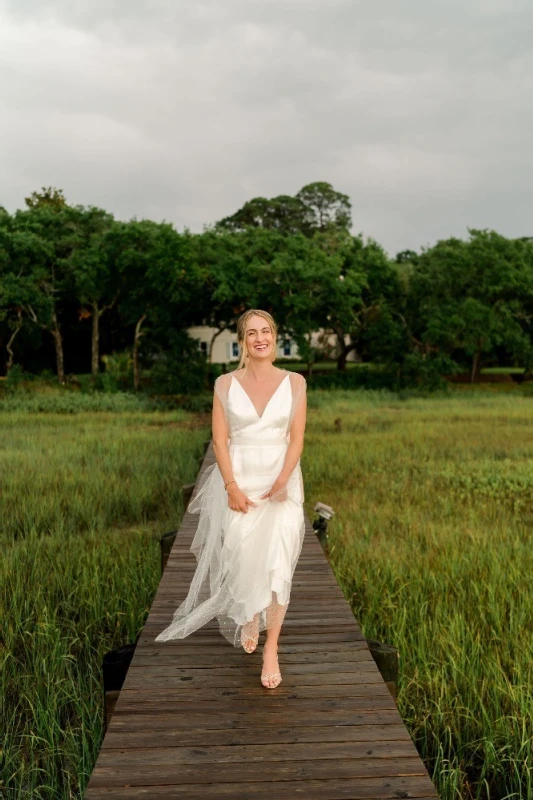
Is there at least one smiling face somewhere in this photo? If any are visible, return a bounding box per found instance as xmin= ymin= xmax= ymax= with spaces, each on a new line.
xmin=244 ymin=314 xmax=275 ymax=362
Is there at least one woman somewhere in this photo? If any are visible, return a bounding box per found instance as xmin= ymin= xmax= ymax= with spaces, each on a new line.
xmin=155 ymin=309 xmax=307 ymax=689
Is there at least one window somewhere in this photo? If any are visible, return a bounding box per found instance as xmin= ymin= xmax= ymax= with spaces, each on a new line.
xmin=199 ymin=341 xmax=208 ymax=356
xmin=283 ymin=339 xmax=291 ymax=356
xmin=232 ymin=342 xmax=239 ymax=357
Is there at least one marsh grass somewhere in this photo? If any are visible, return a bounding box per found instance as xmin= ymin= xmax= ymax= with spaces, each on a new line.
xmin=304 ymin=389 xmax=533 ymax=799
xmin=2 ymin=410 xmax=207 ymax=799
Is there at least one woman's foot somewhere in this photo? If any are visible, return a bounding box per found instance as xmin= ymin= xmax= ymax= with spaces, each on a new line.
xmin=261 ymin=643 xmax=282 ymax=688
xmin=241 ymin=616 xmax=259 ymax=653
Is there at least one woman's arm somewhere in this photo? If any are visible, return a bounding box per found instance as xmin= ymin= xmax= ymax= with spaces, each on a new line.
xmin=211 ymin=391 xmax=234 ymax=487
xmin=212 ymin=390 xmax=257 ymax=513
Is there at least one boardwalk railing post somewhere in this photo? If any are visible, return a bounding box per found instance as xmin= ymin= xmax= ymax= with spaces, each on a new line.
xmin=102 ymin=642 xmax=137 ymax=732
xmin=367 ymin=639 xmax=399 ymax=699
xmin=160 ymin=530 xmax=179 ymax=573
xmin=182 ymin=483 xmax=195 ymax=509
xmin=312 ymin=502 xmax=335 ymax=557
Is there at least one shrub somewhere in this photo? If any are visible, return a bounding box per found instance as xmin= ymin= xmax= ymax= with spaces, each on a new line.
xmin=100 ymin=351 xmax=134 ymax=391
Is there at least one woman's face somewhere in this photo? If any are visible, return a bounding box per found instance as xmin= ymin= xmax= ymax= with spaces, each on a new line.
xmin=244 ymin=315 xmax=275 ymax=361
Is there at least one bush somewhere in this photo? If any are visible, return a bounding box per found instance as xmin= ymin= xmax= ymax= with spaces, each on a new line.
xmin=100 ymin=351 xmax=134 ymax=391
xmin=149 ymin=348 xmax=209 ymax=395
xmin=4 ymin=364 xmax=27 ymax=393
xmin=308 ymin=366 xmax=397 ymax=391
xmin=395 ymin=352 xmax=457 ymax=392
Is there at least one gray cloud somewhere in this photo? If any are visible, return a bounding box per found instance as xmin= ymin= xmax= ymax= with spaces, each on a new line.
xmin=1 ymin=0 xmax=532 ymax=254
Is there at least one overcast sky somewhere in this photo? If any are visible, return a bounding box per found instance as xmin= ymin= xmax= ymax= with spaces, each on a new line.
xmin=1 ymin=0 xmax=532 ymax=255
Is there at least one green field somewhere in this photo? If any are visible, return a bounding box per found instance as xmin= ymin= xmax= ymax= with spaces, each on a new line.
xmin=3 ymin=388 xmax=532 ymax=798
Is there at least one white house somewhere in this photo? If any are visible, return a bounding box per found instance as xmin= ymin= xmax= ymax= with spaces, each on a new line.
xmin=186 ymin=325 xmax=360 ymax=364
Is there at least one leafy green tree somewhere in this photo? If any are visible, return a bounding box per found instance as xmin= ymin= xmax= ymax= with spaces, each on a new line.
xmin=216 ymin=182 xmax=352 ymax=238
xmin=395 ymin=249 xmax=419 ymax=265
xmin=239 ymin=230 xmax=349 ymax=375
xmin=25 ymin=186 xmax=67 ymax=211
xmin=409 ymin=230 xmax=533 ymax=382
xmin=2 ymin=206 xmax=72 ymax=382
xmin=217 ymin=195 xmax=309 ymax=236
xmin=108 ymin=220 xmax=199 ymax=389
xmin=296 ymin=181 xmax=352 ymax=233
xmin=326 ymin=235 xmax=400 ymax=370
xmin=0 ymin=208 xmax=27 ymax=372
xmin=192 ymin=228 xmax=351 ymax=374
xmin=66 ymin=207 xmax=118 ymax=378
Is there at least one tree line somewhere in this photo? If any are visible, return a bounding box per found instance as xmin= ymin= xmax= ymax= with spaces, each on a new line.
xmin=1 ymin=183 xmax=532 ymax=389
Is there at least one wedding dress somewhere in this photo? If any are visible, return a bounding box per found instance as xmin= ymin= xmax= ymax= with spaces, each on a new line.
xmin=155 ymin=367 xmax=307 ymax=648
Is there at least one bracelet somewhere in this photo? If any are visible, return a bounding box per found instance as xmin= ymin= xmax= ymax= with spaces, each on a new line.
xmin=224 ymin=478 xmax=236 ymax=490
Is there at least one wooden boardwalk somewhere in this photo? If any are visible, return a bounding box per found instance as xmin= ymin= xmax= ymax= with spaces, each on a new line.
xmin=85 ymin=443 xmax=439 ymax=799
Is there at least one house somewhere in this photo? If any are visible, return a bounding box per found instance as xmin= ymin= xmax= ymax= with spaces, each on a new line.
xmin=186 ymin=325 xmax=360 ymax=364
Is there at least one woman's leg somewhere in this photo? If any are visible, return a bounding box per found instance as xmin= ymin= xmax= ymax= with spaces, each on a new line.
xmin=262 ymin=594 xmax=287 ymax=687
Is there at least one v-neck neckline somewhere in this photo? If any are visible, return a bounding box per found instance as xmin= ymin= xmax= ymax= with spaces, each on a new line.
xmin=231 ymin=370 xmax=290 ymax=420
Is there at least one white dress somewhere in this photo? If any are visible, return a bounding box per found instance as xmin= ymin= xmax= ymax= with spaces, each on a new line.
xmin=155 ymin=368 xmax=307 ymax=648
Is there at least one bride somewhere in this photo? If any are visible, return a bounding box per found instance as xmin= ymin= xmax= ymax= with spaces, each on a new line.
xmin=155 ymin=309 xmax=307 ymax=689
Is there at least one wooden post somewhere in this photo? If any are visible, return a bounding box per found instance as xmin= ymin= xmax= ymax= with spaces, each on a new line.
xmin=367 ymin=639 xmax=399 ymax=699
xmin=182 ymin=483 xmax=195 ymax=509
xmin=104 ymin=690 xmax=120 ymax=731
xmin=102 ymin=643 xmax=137 ymax=732
xmin=160 ymin=530 xmax=179 ymax=573
xmin=314 ymin=521 xmax=329 ymax=558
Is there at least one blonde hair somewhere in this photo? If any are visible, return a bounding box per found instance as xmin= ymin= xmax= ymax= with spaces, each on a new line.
xmin=236 ymin=309 xmax=278 ymax=370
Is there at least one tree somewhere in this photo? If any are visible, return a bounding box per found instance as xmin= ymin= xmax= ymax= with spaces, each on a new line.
xmin=296 ymin=182 xmax=352 ymax=233
xmin=217 ymin=195 xmax=310 ymax=236
xmin=3 ymin=207 xmax=72 ymax=382
xmin=328 ymin=236 xmax=403 ymax=370
xmin=237 ymin=230 xmax=349 ymax=375
xmin=193 ymin=228 xmax=351 ymax=375
xmin=25 ymin=187 xmax=67 ymax=211
xmin=110 ymin=220 xmax=199 ymax=390
xmin=409 ymin=230 xmax=533 ymax=382
xmin=216 ymin=182 xmax=352 ymax=238
xmin=0 ymin=208 xmax=27 ymax=372
xmin=66 ymin=206 xmax=118 ymax=378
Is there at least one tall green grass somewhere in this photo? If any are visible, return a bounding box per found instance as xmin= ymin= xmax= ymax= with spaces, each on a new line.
xmin=304 ymin=389 xmax=533 ymax=799
xmin=2 ymin=410 xmax=207 ymax=798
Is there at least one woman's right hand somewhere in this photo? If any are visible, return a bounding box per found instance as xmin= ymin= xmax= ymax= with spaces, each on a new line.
xmin=227 ymin=483 xmax=257 ymax=513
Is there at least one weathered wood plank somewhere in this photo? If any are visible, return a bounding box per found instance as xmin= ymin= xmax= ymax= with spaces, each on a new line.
xmin=99 ymin=723 xmax=413 ymax=750
xmin=95 ymin=739 xmax=421 ymax=765
xmin=85 ymin=775 xmax=437 ymax=799
xmin=89 ymin=756 xmax=430 ymax=786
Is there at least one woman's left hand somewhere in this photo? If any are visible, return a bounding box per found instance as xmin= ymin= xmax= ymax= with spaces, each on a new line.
xmin=260 ymin=478 xmax=288 ymax=502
